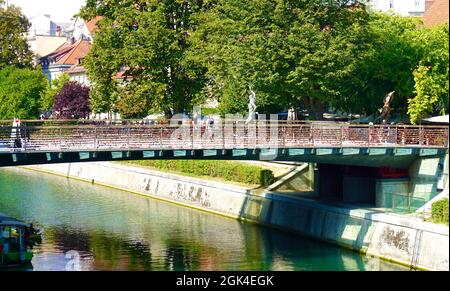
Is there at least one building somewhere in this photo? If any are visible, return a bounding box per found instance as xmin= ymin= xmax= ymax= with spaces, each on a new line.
xmin=366 ymin=0 xmax=425 ymax=16
xmin=26 ymin=14 xmax=72 ymax=64
xmin=39 ymin=17 xmax=101 ymax=85
xmin=66 ymin=62 xmax=89 ymax=86
xmin=39 ymin=39 xmax=92 ymax=83
xmin=424 ymin=0 xmax=449 ymax=26
xmin=28 ymin=35 xmax=67 ymax=62
xmin=65 ymin=17 xmax=102 ymax=86
xmin=28 ymin=14 xmax=71 ymax=37
xmin=64 ymin=16 xmax=102 ymax=42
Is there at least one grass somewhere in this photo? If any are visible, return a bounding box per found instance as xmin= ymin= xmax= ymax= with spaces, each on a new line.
xmin=118 ymin=160 xmax=275 ymax=187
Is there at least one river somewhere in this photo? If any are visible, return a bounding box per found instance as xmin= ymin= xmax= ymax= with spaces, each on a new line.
xmin=0 ymin=167 xmax=408 ymax=271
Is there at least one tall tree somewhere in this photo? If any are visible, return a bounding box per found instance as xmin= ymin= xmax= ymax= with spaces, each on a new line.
xmin=53 ymin=81 xmax=90 ymax=119
xmin=349 ymin=13 xmax=421 ymax=116
xmin=408 ymin=24 xmax=449 ymax=124
xmin=80 ymin=0 xmax=209 ymax=119
xmin=0 ymin=66 xmax=48 ymax=119
xmin=0 ymin=1 xmax=33 ymax=69
xmin=191 ymin=0 xmax=371 ymax=119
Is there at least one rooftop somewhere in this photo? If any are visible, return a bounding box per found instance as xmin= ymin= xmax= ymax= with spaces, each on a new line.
xmin=40 ymin=39 xmax=92 ymax=66
xmin=424 ymin=0 xmax=449 ymax=27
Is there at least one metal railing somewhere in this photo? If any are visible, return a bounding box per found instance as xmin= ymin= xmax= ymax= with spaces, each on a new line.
xmin=0 ymin=121 xmax=448 ymax=153
xmin=380 ymin=193 xmax=428 ymax=219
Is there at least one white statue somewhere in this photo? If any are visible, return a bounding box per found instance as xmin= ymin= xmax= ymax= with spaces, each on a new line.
xmin=246 ymin=86 xmax=257 ymax=124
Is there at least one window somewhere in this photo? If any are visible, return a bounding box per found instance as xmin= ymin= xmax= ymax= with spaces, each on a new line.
xmin=389 ymin=0 xmax=394 ymax=8
xmin=415 ymin=0 xmax=420 ymax=7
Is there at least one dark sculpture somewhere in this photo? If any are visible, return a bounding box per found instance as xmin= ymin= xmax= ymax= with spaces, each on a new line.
xmin=378 ymin=91 xmax=395 ymax=123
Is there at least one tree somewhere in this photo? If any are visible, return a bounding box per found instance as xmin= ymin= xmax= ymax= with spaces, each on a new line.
xmin=53 ymin=81 xmax=90 ymax=119
xmin=347 ymin=14 xmax=448 ymax=122
xmin=80 ymin=0 xmax=209 ymax=119
xmin=0 ymin=1 xmax=33 ymax=69
xmin=348 ymin=13 xmax=421 ymax=116
xmin=191 ymin=0 xmax=371 ymax=119
xmin=0 ymin=66 xmax=48 ymax=119
xmin=407 ymin=24 xmax=449 ymax=124
xmin=40 ymin=73 xmax=70 ymax=111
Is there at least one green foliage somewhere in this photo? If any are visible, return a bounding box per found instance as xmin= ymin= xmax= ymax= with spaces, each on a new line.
xmin=0 ymin=66 xmax=48 ymax=119
xmin=356 ymin=14 xmax=448 ymax=120
xmin=200 ymin=107 xmax=220 ymax=116
xmin=80 ymin=0 xmax=208 ymax=118
xmin=0 ymin=2 xmax=33 ymax=69
xmin=125 ymin=160 xmax=275 ymax=186
xmin=350 ymin=13 xmax=420 ymax=115
xmin=431 ymin=198 xmax=449 ymax=225
xmin=408 ymin=24 xmax=449 ymax=124
xmin=78 ymin=1 xmax=448 ymax=121
xmin=40 ymin=73 xmax=70 ymax=111
xmin=190 ymin=0 xmax=371 ymax=118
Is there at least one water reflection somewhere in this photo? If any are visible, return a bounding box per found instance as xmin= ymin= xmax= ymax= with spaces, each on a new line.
xmin=0 ymin=168 xmax=407 ymax=271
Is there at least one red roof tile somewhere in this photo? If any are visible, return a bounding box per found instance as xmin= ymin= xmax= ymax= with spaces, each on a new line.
xmin=67 ymin=65 xmax=86 ymax=74
xmin=85 ymin=16 xmax=103 ymax=35
xmin=56 ymin=40 xmax=91 ymax=65
xmin=424 ymin=0 xmax=449 ymax=27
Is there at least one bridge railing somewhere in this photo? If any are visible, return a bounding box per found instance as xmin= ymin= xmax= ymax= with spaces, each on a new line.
xmin=0 ymin=122 xmax=448 ymax=153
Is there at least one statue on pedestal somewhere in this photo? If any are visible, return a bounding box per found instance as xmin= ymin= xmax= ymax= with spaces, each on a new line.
xmin=378 ymin=91 xmax=395 ymax=123
xmin=246 ymin=86 xmax=257 ymax=124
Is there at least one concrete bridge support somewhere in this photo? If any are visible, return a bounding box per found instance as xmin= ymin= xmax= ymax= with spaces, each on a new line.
xmin=313 ymin=152 xmax=448 ymax=212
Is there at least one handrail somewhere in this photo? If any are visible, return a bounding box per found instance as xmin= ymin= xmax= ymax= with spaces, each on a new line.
xmin=0 ymin=122 xmax=448 ymax=153
xmin=0 ymin=119 xmax=448 ymax=128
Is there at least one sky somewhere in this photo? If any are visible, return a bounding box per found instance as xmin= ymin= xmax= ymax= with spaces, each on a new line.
xmin=7 ymin=0 xmax=86 ymax=23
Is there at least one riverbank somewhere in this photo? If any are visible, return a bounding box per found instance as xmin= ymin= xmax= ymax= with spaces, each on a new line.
xmin=21 ymin=162 xmax=449 ymax=270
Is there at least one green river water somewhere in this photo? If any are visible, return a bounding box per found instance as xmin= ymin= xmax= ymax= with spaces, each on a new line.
xmin=0 ymin=167 xmax=408 ymax=271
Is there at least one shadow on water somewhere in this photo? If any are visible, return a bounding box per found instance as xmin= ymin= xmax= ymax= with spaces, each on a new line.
xmin=0 ymin=167 xmax=408 ymax=271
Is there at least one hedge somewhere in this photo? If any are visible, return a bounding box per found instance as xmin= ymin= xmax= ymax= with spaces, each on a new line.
xmin=431 ymin=198 xmax=449 ymax=225
xmin=124 ymin=160 xmax=275 ymax=186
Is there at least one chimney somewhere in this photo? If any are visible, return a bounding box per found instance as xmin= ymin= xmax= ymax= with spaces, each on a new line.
xmin=425 ymin=0 xmax=435 ymax=12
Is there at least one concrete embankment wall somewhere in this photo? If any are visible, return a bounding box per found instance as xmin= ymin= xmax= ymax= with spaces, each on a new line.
xmin=23 ymin=162 xmax=449 ymax=271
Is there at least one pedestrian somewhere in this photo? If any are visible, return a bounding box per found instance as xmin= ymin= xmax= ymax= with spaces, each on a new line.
xmin=207 ymin=116 xmax=215 ymax=141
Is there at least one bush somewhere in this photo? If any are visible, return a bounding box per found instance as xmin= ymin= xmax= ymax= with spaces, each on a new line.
xmin=431 ymin=198 xmax=449 ymax=225
xmin=0 ymin=66 xmax=48 ymax=119
xmin=53 ymin=81 xmax=90 ymax=119
xmin=126 ymin=160 xmax=275 ymax=186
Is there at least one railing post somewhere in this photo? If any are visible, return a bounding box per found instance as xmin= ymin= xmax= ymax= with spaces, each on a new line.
xmin=94 ymin=127 xmax=97 ymax=149
xmin=23 ymin=125 xmax=27 ymax=152
xmin=394 ymin=125 xmax=398 ymax=147
xmin=59 ymin=127 xmax=62 ymax=151
xmin=127 ymin=126 xmax=131 ymax=149
xmin=408 ymin=192 xmax=411 ymax=213
xmin=222 ymin=123 xmax=225 ymax=150
xmin=340 ymin=125 xmax=343 ymax=147
xmin=191 ymin=123 xmax=194 ymax=150
xmin=160 ymin=126 xmax=163 ymax=148
xmin=419 ymin=125 xmax=424 ymax=145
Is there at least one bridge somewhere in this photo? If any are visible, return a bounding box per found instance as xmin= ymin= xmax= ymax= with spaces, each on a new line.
xmin=0 ymin=120 xmax=448 ymax=168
